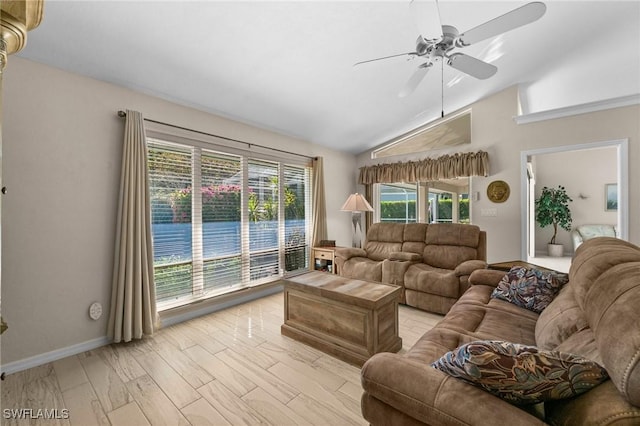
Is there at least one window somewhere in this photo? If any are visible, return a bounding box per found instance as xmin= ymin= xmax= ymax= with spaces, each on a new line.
xmin=148 ymin=138 xmax=311 ymax=309
xmin=379 ymin=183 xmax=417 ymax=223
xmin=375 ymin=178 xmax=470 ymax=224
xmin=428 ymin=187 xmax=470 ymax=224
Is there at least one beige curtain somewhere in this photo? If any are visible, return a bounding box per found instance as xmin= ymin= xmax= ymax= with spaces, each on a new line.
xmin=108 ymin=110 xmax=157 ymax=343
xmin=358 ymin=150 xmax=489 ymax=184
xmin=311 ymin=157 xmax=327 ymax=246
xmin=364 ymin=184 xmax=373 ymax=234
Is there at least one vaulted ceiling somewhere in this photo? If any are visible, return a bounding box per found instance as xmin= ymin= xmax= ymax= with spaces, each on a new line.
xmin=17 ymin=1 xmax=640 ymax=154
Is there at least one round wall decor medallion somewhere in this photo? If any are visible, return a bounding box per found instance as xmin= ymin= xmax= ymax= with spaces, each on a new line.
xmin=487 ymin=180 xmax=510 ymax=203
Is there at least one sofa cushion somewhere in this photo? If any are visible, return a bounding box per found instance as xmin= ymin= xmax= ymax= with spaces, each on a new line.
xmin=431 ymin=340 xmax=609 ymax=405
xmin=442 ymin=287 xmax=538 ymax=345
xmin=423 ymin=224 xmax=481 ymax=270
xmin=363 ymin=223 xmax=405 ymax=261
xmin=535 ymin=285 xmax=589 ymax=350
xmin=403 ymin=223 xmax=429 ymax=242
xmin=491 ymin=266 xmax=568 ymax=314
xmin=366 ymin=222 xmax=405 ymax=242
xmin=339 ymin=257 xmax=383 ymax=282
xmin=423 ymin=246 xmax=478 ymax=270
xmin=365 ymin=241 xmax=403 ymax=261
xmin=425 ymin=223 xmax=480 ymax=247
xmin=404 ymin=264 xmax=459 ymax=298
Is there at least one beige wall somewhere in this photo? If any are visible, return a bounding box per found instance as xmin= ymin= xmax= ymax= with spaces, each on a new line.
xmin=1 ymin=57 xmax=355 ymax=365
xmin=357 ymin=86 xmax=640 ymax=263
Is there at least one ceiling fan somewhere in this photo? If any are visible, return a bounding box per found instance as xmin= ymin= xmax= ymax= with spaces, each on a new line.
xmin=355 ymin=1 xmax=547 ymax=98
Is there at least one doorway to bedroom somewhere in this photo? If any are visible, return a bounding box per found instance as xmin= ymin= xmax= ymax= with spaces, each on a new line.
xmin=521 ymin=139 xmax=628 ymax=273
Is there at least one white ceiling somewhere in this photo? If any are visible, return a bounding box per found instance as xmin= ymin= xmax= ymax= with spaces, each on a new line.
xmin=17 ymin=1 xmax=640 ymax=154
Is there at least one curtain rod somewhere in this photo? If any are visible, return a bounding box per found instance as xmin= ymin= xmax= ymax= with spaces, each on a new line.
xmin=117 ymin=110 xmax=317 ymax=160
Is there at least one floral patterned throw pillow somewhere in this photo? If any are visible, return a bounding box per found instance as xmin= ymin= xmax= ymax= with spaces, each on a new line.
xmin=431 ymin=340 xmax=609 ymax=405
xmin=491 ymin=266 xmax=568 ymax=313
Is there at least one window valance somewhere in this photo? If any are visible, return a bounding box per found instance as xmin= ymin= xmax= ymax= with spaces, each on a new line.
xmin=358 ymin=150 xmax=489 ymax=184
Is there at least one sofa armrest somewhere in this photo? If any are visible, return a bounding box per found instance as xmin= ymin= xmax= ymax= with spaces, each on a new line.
xmin=454 ymin=259 xmax=487 ymax=277
xmin=571 ymin=229 xmax=584 ymax=252
xmin=361 ymin=353 xmax=545 ymax=425
xmin=468 ymin=269 xmax=506 ymax=288
xmin=334 ymin=247 xmax=367 ymax=261
xmin=389 ymin=251 xmax=422 ymax=262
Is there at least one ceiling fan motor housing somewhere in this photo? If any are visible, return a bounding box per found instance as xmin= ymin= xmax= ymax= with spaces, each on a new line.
xmin=417 ymin=25 xmax=459 ymax=62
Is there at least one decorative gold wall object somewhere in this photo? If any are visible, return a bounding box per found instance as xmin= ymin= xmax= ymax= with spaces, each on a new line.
xmin=1 ymin=0 xmax=44 ymax=70
xmin=487 ymin=180 xmax=510 ymax=203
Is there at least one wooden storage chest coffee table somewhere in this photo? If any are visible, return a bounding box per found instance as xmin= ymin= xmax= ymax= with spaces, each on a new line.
xmin=281 ymin=271 xmax=402 ymax=366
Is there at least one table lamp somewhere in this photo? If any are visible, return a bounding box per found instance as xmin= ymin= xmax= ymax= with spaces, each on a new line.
xmin=341 ymin=193 xmax=373 ymax=248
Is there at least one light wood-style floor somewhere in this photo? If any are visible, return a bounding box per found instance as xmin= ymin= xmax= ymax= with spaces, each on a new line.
xmin=1 ymin=292 xmax=442 ymax=426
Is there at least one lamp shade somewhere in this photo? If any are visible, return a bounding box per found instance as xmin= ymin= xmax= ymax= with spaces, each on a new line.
xmin=340 ymin=193 xmax=373 ymax=212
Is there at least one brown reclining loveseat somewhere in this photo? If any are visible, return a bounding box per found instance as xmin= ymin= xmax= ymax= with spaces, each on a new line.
xmin=335 ymin=222 xmax=487 ymax=314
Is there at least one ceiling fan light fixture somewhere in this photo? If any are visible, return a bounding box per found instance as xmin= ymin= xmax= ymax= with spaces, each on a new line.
xmin=415 ymin=35 xmax=430 ymax=56
xmin=356 ymin=2 xmax=546 ymax=95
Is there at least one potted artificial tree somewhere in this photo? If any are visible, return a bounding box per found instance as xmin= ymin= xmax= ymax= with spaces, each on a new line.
xmin=535 ymin=185 xmax=573 ymax=257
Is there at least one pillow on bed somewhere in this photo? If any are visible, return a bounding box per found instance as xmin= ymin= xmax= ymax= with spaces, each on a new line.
xmin=431 ymin=340 xmax=608 ymax=405
xmin=491 ymin=266 xmax=568 ymax=313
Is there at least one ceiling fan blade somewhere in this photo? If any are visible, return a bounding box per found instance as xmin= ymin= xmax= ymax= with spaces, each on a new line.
xmin=354 ymin=52 xmax=417 ymax=67
xmin=447 ymin=53 xmax=497 ymax=79
xmin=457 ymin=2 xmax=546 ymax=46
xmin=399 ymin=64 xmax=431 ymax=98
xmin=410 ymin=0 xmax=443 ymax=42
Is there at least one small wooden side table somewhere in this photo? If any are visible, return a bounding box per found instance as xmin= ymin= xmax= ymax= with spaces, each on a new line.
xmin=311 ymin=246 xmax=344 ymax=274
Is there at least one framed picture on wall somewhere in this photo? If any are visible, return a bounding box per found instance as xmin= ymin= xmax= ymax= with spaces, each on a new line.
xmin=605 ymin=183 xmax=617 ymax=211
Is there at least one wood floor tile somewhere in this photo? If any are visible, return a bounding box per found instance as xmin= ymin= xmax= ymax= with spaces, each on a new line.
xmin=79 ymin=352 xmax=133 ymax=413
xmin=162 ymin=323 xmax=199 ymax=351
xmin=106 ymin=402 xmax=150 ymax=426
xmin=197 ymin=380 xmax=269 ymax=425
xmin=258 ymin=341 xmax=346 ymax=392
xmin=125 ymin=375 xmax=190 ymax=426
xmin=62 ymin=382 xmax=109 ymax=426
xmin=180 ymin=398 xmax=232 ymax=426
xmin=184 ymin=344 xmax=256 ymax=397
xmin=154 ymin=340 xmax=214 ymax=388
xmin=215 ymin=348 xmax=298 ymax=404
xmin=97 ymin=343 xmax=147 ymax=383
xmin=52 ymin=356 xmax=88 ymax=392
xmin=287 ymin=392 xmax=366 ymax=426
xmin=267 ymin=362 xmax=363 ymax=425
xmin=134 ymin=351 xmax=200 ymax=409
xmin=338 ymin=380 xmax=364 ymax=402
xmin=258 ymin=336 xmax=325 ymax=365
xmin=175 ymin=322 xmax=227 ymax=355
xmin=311 ymin=354 xmax=362 ymax=386
xmin=241 ymin=387 xmax=311 ymax=426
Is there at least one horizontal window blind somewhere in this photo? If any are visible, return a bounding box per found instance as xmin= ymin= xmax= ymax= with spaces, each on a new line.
xmin=201 ymin=150 xmax=243 ymax=295
xmin=148 ymin=141 xmax=194 ymax=303
xmin=247 ymin=159 xmax=280 ymax=283
xmin=147 ymin=138 xmax=311 ymax=309
xmin=284 ymin=165 xmax=310 ymax=272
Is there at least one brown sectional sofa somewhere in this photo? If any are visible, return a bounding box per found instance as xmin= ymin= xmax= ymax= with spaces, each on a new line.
xmin=335 ymin=223 xmax=487 ymax=314
xmin=360 ymin=237 xmax=640 ymax=425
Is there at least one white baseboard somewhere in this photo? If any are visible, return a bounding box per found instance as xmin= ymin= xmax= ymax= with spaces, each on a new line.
xmin=1 ymin=336 xmax=111 ymax=375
